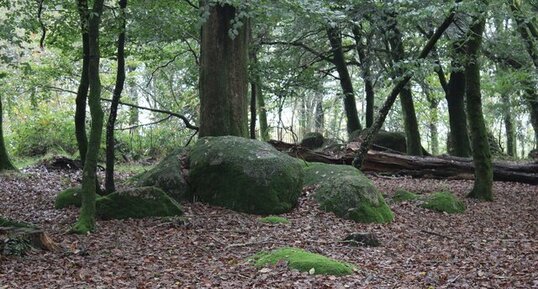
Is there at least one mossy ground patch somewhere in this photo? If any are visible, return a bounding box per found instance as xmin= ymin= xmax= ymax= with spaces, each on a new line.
xmin=251 ymin=247 xmax=355 ymax=276
xmin=258 ymin=216 xmax=290 ymax=224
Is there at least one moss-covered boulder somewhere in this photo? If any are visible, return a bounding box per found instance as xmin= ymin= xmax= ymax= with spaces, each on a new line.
xmin=392 ymin=190 xmax=420 ymax=203
xmin=421 ymin=191 xmax=466 ymax=214
xmin=189 ymin=136 xmax=303 ymax=215
xmin=349 ymin=129 xmax=407 ymax=153
xmin=251 ymin=247 xmax=355 ymax=276
xmin=133 ymin=148 xmax=189 ymax=201
xmin=55 ymin=187 xmax=84 ymax=209
xmin=303 ymin=162 xmax=393 ymax=223
xmin=96 ymin=186 xmax=183 ymax=220
xmin=300 ymin=132 xmax=325 ymax=149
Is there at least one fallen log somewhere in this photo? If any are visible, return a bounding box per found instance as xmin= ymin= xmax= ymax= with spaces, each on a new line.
xmin=269 ymin=140 xmax=538 ymax=185
xmin=0 ymin=226 xmax=59 ymax=253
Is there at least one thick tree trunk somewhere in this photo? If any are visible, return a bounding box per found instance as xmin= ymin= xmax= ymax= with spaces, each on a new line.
xmin=465 ymin=16 xmax=493 ymax=201
xmin=326 ymin=26 xmax=362 ymax=135
xmin=386 ymin=14 xmax=423 ymax=156
xmin=199 ymin=3 xmax=249 ymax=137
xmin=75 ymin=0 xmax=90 ymax=165
xmin=72 ymin=0 xmax=105 ymax=234
xmin=352 ymin=25 xmax=375 ymax=128
xmin=105 ymin=0 xmax=127 ymax=194
xmin=0 ymin=93 xmax=16 ymax=171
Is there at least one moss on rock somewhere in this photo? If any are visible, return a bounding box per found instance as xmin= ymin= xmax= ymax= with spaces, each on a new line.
xmin=189 ymin=136 xmax=303 ymax=215
xmin=258 ymin=216 xmax=290 ymax=224
xmin=96 ymin=186 xmax=183 ymax=220
xmin=300 ymin=132 xmax=325 ymax=149
xmin=392 ymin=190 xmax=420 ymax=203
xmin=55 ymin=187 xmax=83 ymax=209
xmin=251 ymin=247 xmax=355 ymax=276
xmin=133 ymin=148 xmax=189 ymax=201
xmin=303 ymin=162 xmax=393 ymax=223
xmin=421 ymin=191 xmax=466 ymax=214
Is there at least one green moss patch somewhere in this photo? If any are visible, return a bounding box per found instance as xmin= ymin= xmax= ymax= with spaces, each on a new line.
xmin=251 ymin=247 xmax=355 ymax=276
xmin=392 ymin=190 xmax=420 ymax=203
xmin=421 ymin=191 xmax=466 ymax=214
xmin=258 ymin=216 xmax=290 ymax=224
xmin=189 ymin=136 xmax=303 ymax=215
xmin=96 ymin=186 xmax=183 ymax=220
xmin=55 ymin=187 xmax=84 ymax=209
xmin=303 ymin=162 xmax=393 ymax=223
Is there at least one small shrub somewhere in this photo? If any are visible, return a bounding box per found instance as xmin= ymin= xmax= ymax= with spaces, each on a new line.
xmin=258 ymin=216 xmax=290 ymax=224
xmin=251 ymin=247 xmax=355 ymax=276
xmin=421 ymin=191 xmax=466 ymax=214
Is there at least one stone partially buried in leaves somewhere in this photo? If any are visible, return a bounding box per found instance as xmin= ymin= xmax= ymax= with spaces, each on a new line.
xmin=421 ymin=191 xmax=466 ymax=214
xmin=55 ymin=187 xmax=83 ymax=209
xmin=133 ymin=148 xmax=189 ymax=201
xmin=188 ymin=136 xmax=304 ymax=215
xmin=303 ymin=162 xmax=393 ymax=223
xmin=96 ymin=186 xmax=183 ymax=220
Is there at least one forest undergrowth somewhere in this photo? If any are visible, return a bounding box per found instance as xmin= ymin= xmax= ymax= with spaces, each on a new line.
xmin=0 ymin=164 xmax=536 ymax=288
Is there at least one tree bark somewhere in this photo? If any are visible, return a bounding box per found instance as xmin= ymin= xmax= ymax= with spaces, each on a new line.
xmin=386 ymin=13 xmax=423 ymax=156
xmin=326 ymin=26 xmax=362 ymax=135
xmin=71 ymin=0 xmax=105 ymax=234
xmin=446 ymin=42 xmax=472 ymax=157
xmin=199 ymin=2 xmax=249 ymax=137
xmin=315 ymin=96 xmax=324 ymax=133
xmin=105 ymin=0 xmax=127 ymax=194
xmin=0 ymin=92 xmax=16 ymax=172
xmin=75 ymin=0 xmax=90 ymax=165
xmin=249 ymin=81 xmax=257 ymax=139
xmin=352 ymin=25 xmax=375 ymax=128
xmin=465 ymin=16 xmax=493 ymax=201
xmin=500 ymin=92 xmax=516 ymax=156
xmin=509 ymin=0 xmax=538 ymax=69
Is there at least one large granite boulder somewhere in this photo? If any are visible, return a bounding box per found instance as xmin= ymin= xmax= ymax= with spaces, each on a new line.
xmin=189 ymin=136 xmax=304 ymax=214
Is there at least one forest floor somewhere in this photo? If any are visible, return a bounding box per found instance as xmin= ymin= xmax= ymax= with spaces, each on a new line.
xmin=0 ymin=163 xmax=537 ymax=288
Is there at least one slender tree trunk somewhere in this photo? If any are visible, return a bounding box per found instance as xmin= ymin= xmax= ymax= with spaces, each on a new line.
xmin=423 ymin=84 xmax=439 ymax=155
xmin=0 ymin=93 xmax=16 ymax=172
xmin=326 ymin=26 xmax=362 ymax=135
xmin=72 ymin=0 xmax=105 ymax=234
xmin=199 ymin=2 xmax=249 ymax=137
xmin=509 ymin=1 xmax=538 ymax=69
xmin=256 ymin=81 xmax=269 ymax=141
xmin=522 ymin=84 xmax=538 ymax=148
xmin=386 ymin=13 xmax=423 ymax=156
xmin=315 ymin=96 xmax=324 ymax=133
xmin=249 ymin=81 xmax=256 ymax=139
xmin=105 ymin=0 xmax=127 ymax=194
xmin=500 ymin=92 xmax=516 ymax=156
xmin=352 ymin=25 xmax=375 ymax=128
xmin=75 ymin=0 xmax=90 ymax=165
xmin=465 ymin=16 xmax=493 ymax=201
xmin=446 ymin=41 xmax=472 ymax=157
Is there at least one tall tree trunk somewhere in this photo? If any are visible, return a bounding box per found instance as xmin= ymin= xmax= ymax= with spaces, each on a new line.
xmin=256 ymin=80 xmax=269 ymax=141
xmin=386 ymin=13 xmax=423 ymax=156
xmin=446 ymin=40 xmax=472 ymax=157
xmin=326 ymin=26 xmax=362 ymax=135
xmin=105 ymin=0 xmax=127 ymax=194
xmin=315 ymin=95 xmax=324 ymax=133
xmin=199 ymin=3 xmax=249 ymax=137
xmin=72 ymin=0 xmax=105 ymax=234
xmin=423 ymin=84 xmax=439 ymax=155
xmin=249 ymin=81 xmax=256 ymax=139
xmin=523 ymin=84 xmax=538 ymax=148
xmin=75 ymin=0 xmax=90 ymax=165
xmin=465 ymin=16 xmax=493 ymax=201
xmin=352 ymin=25 xmax=375 ymax=128
xmin=500 ymin=92 xmax=516 ymax=156
xmin=0 ymin=92 xmax=16 ymax=172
